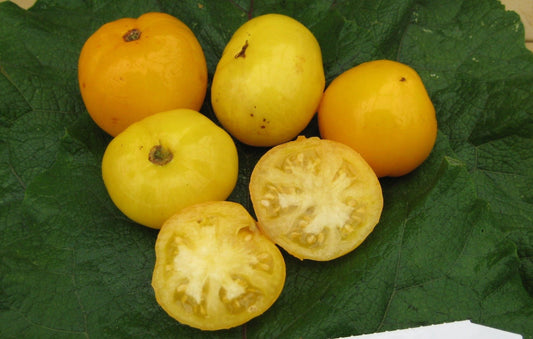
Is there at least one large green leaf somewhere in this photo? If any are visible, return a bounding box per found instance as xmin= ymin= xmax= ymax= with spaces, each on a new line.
xmin=1 ymin=0 xmax=532 ymax=338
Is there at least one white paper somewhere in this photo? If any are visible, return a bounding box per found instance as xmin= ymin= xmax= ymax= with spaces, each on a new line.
xmin=336 ymin=320 xmax=522 ymax=339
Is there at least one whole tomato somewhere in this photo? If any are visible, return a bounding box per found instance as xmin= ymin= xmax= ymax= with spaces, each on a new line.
xmin=318 ymin=60 xmax=437 ymax=177
xmin=211 ymin=14 xmax=325 ymax=147
xmin=78 ymin=12 xmax=208 ymax=136
xmin=101 ymin=109 xmax=239 ymax=229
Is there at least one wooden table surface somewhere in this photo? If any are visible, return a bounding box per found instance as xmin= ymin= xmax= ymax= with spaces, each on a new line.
xmin=2 ymin=0 xmax=532 ymax=51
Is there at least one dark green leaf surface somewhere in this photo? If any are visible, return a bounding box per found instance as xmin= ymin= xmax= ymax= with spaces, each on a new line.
xmin=1 ymin=0 xmax=532 ymax=338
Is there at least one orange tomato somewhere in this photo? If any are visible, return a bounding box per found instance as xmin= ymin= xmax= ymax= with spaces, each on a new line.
xmin=78 ymin=12 xmax=208 ymax=136
xmin=318 ymin=60 xmax=437 ymax=177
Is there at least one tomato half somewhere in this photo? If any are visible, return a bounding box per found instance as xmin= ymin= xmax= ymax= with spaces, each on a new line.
xmin=249 ymin=136 xmax=383 ymax=261
xmin=152 ymin=201 xmax=286 ymax=331
xmin=101 ymin=109 xmax=238 ymax=229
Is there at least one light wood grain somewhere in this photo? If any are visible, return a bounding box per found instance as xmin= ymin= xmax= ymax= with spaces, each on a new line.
xmin=5 ymin=0 xmax=33 ymax=9
xmin=2 ymin=0 xmax=532 ymax=51
xmin=500 ymin=0 xmax=533 ymax=51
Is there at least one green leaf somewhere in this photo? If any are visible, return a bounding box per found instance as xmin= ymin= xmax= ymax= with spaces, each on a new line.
xmin=1 ymin=0 xmax=532 ymax=338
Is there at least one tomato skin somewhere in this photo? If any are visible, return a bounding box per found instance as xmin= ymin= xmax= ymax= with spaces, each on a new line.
xmin=318 ymin=60 xmax=437 ymax=177
xmin=211 ymin=14 xmax=325 ymax=147
xmin=249 ymin=136 xmax=383 ymax=261
xmin=152 ymin=201 xmax=286 ymax=331
xmin=101 ymin=109 xmax=238 ymax=229
xmin=78 ymin=12 xmax=208 ymax=136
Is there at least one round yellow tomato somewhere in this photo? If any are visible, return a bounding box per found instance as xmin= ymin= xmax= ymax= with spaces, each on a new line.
xmin=211 ymin=14 xmax=325 ymax=147
xmin=101 ymin=109 xmax=238 ymax=229
xmin=78 ymin=12 xmax=208 ymax=136
xmin=152 ymin=201 xmax=286 ymax=331
xmin=318 ymin=60 xmax=438 ymax=177
xmin=249 ymin=136 xmax=383 ymax=261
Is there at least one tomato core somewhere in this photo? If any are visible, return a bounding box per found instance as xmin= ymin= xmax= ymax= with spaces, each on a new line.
xmin=148 ymin=144 xmax=173 ymax=166
xmin=123 ymin=28 xmax=141 ymax=42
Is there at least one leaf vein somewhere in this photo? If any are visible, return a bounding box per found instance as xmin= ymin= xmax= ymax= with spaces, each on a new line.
xmin=376 ymin=216 xmax=407 ymax=332
xmin=227 ymin=0 xmax=254 ymax=19
xmin=0 ymin=63 xmax=34 ymax=111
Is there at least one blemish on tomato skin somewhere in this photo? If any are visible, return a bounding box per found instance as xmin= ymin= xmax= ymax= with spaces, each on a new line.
xmin=123 ymin=28 xmax=142 ymax=42
xmin=400 ymin=77 xmax=406 ymax=82
xmin=235 ymin=40 xmax=249 ymax=58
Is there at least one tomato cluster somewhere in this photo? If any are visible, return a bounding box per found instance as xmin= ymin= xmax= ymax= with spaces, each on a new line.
xmin=78 ymin=10 xmax=436 ymax=332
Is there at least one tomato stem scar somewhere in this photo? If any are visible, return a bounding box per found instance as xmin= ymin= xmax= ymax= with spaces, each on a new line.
xmin=235 ymin=40 xmax=249 ymax=58
xmin=123 ymin=28 xmax=142 ymax=42
xmin=149 ymin=144 xmax=173 ymax=166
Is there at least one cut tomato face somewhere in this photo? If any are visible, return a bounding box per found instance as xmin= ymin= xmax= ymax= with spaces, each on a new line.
xmin=151 ymin=201 xmax=286 ymax=331
xmin=249 ymin=136 xmax=383 ymax=261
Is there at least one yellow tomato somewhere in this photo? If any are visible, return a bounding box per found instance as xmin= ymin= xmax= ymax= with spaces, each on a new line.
xmin=78 ymin=12 xmax=208 ymax=136
xmin=211 ymin=14 xmax=325 ymax=147
xmin=318 ymin=60 xmax=437 ymax=177
xmin=249 ymin=136 xmax=383 ymax=261
xmin=152 ymin=201 xmax=286 ymax=330
xmin=101 ymin=109 xmax=238 ymax=229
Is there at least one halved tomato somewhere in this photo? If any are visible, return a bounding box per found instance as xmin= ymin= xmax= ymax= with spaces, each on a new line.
xmin=249 ymin=136 xmax=383 ymax=261
xmin=151 ymin=201 xmax=286 ymax=331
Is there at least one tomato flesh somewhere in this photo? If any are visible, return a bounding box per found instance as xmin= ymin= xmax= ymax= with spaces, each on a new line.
xmin=249 ymin=136 xmax=383 ymax=261
xmin=152 ymin=201 xmax=286 ymax=331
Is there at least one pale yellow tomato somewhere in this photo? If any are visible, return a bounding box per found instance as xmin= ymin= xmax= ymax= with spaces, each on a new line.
xmin=211 ymin=14 xmax=325 ymax=146
xmin=101 ymin=109 xmax=238 ymax=229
